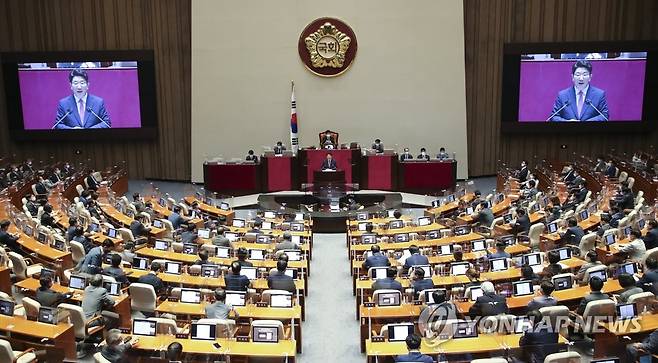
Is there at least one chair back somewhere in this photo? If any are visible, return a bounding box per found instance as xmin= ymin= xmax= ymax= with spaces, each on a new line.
xmin=149 ymin=317 xmax=179 ymax=335
xmin=543 ymin=351 xmax=581 ymax=363
xmin=261 ymin=290 xmax=292 ymax=304
xmin=642 ymin=247 xmax=658 ymax=270
xmin=118 ymin=228 xmax=135 ymax=242
xmin=471 ymin=359 xmax=509 ymax=363
xmin=618 ymin=171 xmax=628 ymax=183
xmin=627 ymin=292 xmax=656 ymax=313
xmin=7 ymin=252 xmax=28 ymax=280
xmin=128 ymin=283 xmax=157 ymax=313
xmin=528 ymin=223 xmax=545 ymax=249
xmin=76 ymin=184 xmax=85 ymax=196
xmin=69 ymin=241 xmax=86 ymax=264
xmin=578 ymin=233 xmax=598 ymax=258
xmin=58 ymin=303 xmax=87 ymax=339
xmin=93 ymin=352 xmax=112 ymax=363
xmin=21 ymin=297 xmax=41 ymax=320
xmin=0 ymin=339 xmax=17 ymax=362
xmin=582 ymin=299 xmax=615 ymax=319
xmin=197 ymin=318 xmax=237 ymax=338
xmin=480 ymin=314 xmax=515 ymax=334
xmin=159 ymin=219 xmax=174 ymax=238
xmin=582 ymin=265 xmax=607 ymax=282
xmin=627 ymin=176 xmax=635 ymax=189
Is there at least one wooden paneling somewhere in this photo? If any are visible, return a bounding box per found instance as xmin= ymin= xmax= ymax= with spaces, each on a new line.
xmin=0 ymin=0 xmax=191 ymax=181
xmin=464 ymin=0 xmax=658 ymax=177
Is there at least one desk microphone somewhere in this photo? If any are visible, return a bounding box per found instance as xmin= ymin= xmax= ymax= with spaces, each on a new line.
xmin=545 ymin=100 xmax=570 ymax=121
xmin=585 ymin=99 xmax=609 ymax=121
xmin=87 ymin=107 xmax=111 ymax=128
xmin=52 ymin=109 xmax=71 ymax=129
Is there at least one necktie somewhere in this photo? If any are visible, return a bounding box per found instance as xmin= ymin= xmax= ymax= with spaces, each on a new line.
xmin=577 ymin=90 xmax=584 ymax=119
xmin=78 ymin=98 xmax=85 ymax=124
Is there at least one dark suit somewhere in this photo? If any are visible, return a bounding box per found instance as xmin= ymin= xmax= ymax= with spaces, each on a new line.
xmin=130 ymin=220 xmax=149 ymax=238
xmin=476 ymin=208 xmax=494 ymax=227
xmin=412 ymin=278 xmax=435 ymax=296
xmin=519 ymin=329 xmax=560 ymax=363
xmin=637 ymin=269 xmax=658 ymax=290
xmin=100 ymin=343 xmax=131 ymax=363
xmin=320 ymin=159 xmax=337 ymax=170
xmin=514 ymin=215 xmax=531 ymax=234
xmin=404 ymin=254 xmax=430 ymax=272
xmin=576 ymin=291 xmax=610 ymax=315
xmin=416 ymin=154 xmax=430 ymax=161
xmin=371 ymin=142 xmax=384 ymax=153
xmin=562 ymin=169 xmax=575 ymax=183
xmin=561 ymin=226 xmax=584 ymax=246
xmin=399 ymin=153 xmax=413 ymax=161
xmin=372 ymin=277 xmax=403 ymax=292
xmin=518 ymin=167 xmax=529 ymax=182
xmin=225 ymin=273 xmax=250 ymax=291
xmin=55 ymin=94 xmax=111 ymax=129
xmin=468 ymin=292 xmax=509 ymax=317
xmin=267 ymin=271 xmax=296 ymax=293
xmin=550 ymin=86 xmax=608 ymax=121
xmin=394 ymin=351 xmax=434 ymax=362
xmin=137 ymin=272 xmax=165 ymax=294
xmin=34 ymin=182 xmax=47 ymax=195
xmin=363 ymin=253 xmax=390 ymax=270
xmin=245 ymin=155 xmax=259 ymax=163
xmin=36 ymin=287 xmax=68 ymax=307
xmin=0 ymin=230 xmax=21 ymax=252
xmin=273 ymin=145 xmax=286 ymax=155
xmin=644 ymin=228 xmax=658 ymax=251
xmin=605 ymin=165 xmax=618 ymax=178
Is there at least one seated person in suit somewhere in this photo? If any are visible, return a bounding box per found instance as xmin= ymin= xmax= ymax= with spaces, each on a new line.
xmin=180 ymin=224 xmax=198 ymax=244
xmin=394 ymin=334 xmax=434 ymax=363
xmin=77 ymin=239 xmax=114 ymax=275
xmin=527 ymin=280 xmax=557 ymax=311
xmin=616 ymin=229 xmax=647 ymax=262
xmin=36 ymin=275 xmax=71 ymax=307
xmin=371 ymin=138 xmax=384 ymax=153
xmin=118 ymin=242 xmax=135 ymax=265
xmin=167 ymin=206 xmax=188 ymax=229
xmin=273 ymin=141 xmax=286 ymax=154
xmin=617 ymin=273 xmax=643 ymax=303
xmin=102 ymin=254 xmax=128 ymax=284
xmin=520 ymin=264 xmax=540 ymax=285
xmin=236 ymin=247 xmax=254 ymax=267
xmin=82 ymin=274 xmax=115 ymax=320
xmin=512 ymin=208 xmax=531 ymax=235
xmin=541 ymin=250 xmax=563 ymax=278
xmin=614 ymin=186 xmax=635 ymax=210
xmin=437 ymin=147 xmax=450 ymax=160
xmin=132 ymin=193 xmax=145 ymax=213
xmin=137 ymin=261 xmax=166 ymax=295
xmin=416 ymin=148 xmax=430 ymax=161
xmin=593 ymin=157 xmax=607 ymax=172
xmin=100 ymin=329 xmax=138 ymax=363
xmin=605 ymin=160 xmax=618 ymax=178
xmin=609 ymin=206 xmax=625 ymax=228
xmin=267 ymin=259 xmax=296 ymax=293
xmin=576 ymin=276 xmax=611 ymax=315
xmin=320 ymin=153 xmax=337 ymax=170
xmin=372 ymin=266 xmax=403 ymax=292
xmin=468 ymin=281 xmax=509 ymax=317
xmin=411 ymin=267 xmax=434 ymax=298
xmin=638 ymin=258 xmax=658 ymax=291
xmin=66 ymin=218 xmax=78 ymax=242
xmin=546 ymin=206 xmax=562 ymax=224
xmin=205 ymin=288 xmax=239 ymax=319
xmin=487 ymin=241 xmax=511 ymax=260
xmin=522 ymin=180 xmax=539 ymax=200
xmin=560 ymin=217 xmax=584 ymax=247
xmin=40 ymin=204 xmax=58 ymax=229
xmin=129 ymin=214 xmax=150 ymax=242
xmin=643 ymin=220 xmax=658 ymax=250
xmin=418 ymin=290 xmax=458 ymax=336
xmin=363 ymin=245 xmax=390 ymax=271
xmin=549 ymin=60 xmax=608 ymax=122
xmin=575 ymin=250 xmax=602 ymax=284
xmin=211 ymin=226 xmax=231 ymax=247
xmin=471 ymin=201 xmax=494 ymax=227
xmin=399 ymin=148 xmax=413 ymax=161
xmin=225 ymin=262 xmax=252 ymax=291
xmin=0 ymin=220 xmax=21 ymax=253
xmin=403 ymin=245 xmax=429 ymax=274
xmin=464 ymin=267 xmax=482 ymax=289
xmin=519 ymin=309 xmax=559 ymax=363
xmin=596 ymin=213 xmax=612 ymax=237
xmin=25 ymin=194 xmax=38 ymax=216
xmin=245 ymin=149 xmax=259 ymax=163
xmin=193 ymin=250 xmax=214 ymax=266
xmin=627 ymin=328 xmax=658 ymax=360
xmin=34 ymin=176 xmax=49 ymax=195
xmin=274 ymin=231 xmax=300 ymax=252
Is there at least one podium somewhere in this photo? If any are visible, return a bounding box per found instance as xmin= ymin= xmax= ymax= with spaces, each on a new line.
xmin=313 ymin=170 xmax=346 ymax=185
xmin=262 ymin=154 xmax=296 ymax=192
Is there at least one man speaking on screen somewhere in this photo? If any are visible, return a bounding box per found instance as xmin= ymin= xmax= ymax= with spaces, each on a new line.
xmin=53 ymin=68 xmax=111 ymax=129
xmin=549 ymin=59 xmax=609 ymax=122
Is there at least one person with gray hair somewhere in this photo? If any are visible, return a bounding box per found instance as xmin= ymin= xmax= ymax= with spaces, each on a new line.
xmin=274 ymin=231 xmax=300 ymax=252
xmin=468 ymin=281 xmax=509 ymax=318
xmin=100 ymin=328 xmax=138 ymax=362
xmin=82 ymin=274 xmax=115 ymax=320
xmin=205 ymin=288 xmax=239 ymax=319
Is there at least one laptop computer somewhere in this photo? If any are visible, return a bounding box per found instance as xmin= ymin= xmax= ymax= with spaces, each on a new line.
xmin=388 ymin=220 xmax=404 ymax=229
xmin=387 ymin=323 xmax=414 ymax=342
xmin=284 ymin=268 xmax=299 ymax=279
xmin=263 ymin=211 xmax=276 ymax=219
xmin=417 ymin=217 xmax=431 ymax=226
xmin=241 ymin=267 xmax=257 ymax=280
xmin=295 ymin=213 xmax=304 ymax=221
xmin=590 ymin=359 xmax=621 ymax=363
xmin=453 ymin=321 xmax=478 ymax=338
xmin=214 ymin=246 xmax=230 ymax=258
xmin=411 ymin=265 xmax=432 ymax=278
xmin=377 ymin=292 xmax=401 ymax=307
xmin=471 ymin=239 xmax=486 ymax=252
xmin=489 ymin=258 xmax=508 ymax=272
xmin=469 ymin=286 xmax=484 ymax=301
xmin=283 ymin=250 xmax=301 ymax=261
xmin=503 ymin=213 xmax=513 ymax=224
xmin=0 ymin=300 xmax=15 ymax=316
xmin=618 ymin=262 xmax=638 ymax=276
xmin=423 ymin=289 xmax=447 ymax=304
xmin=356 ymin=212 xmax=369 ymax=221
xmin=38 ymin=307 xmax=58 ymax=324
xmin=154 ymin=239 xmax=170 ymax=251
xmin=182 ymin=243 xmax=198 ymax=255
xmin=180 ymin=289 xmax=202 ymax=304
xmin=512 ymin=280 xmax=534 ymax=297
xmin=69 ymin=275 xmax=87 ymax=290
xmin=616 ymin=303 xmax=637 ymax=320
xmin=261 ymin=221 xmax=272 ymax=230
xmin=132 ymin=319 xmax=157 ymax=336
xmin=438 ymin=244 xmax=452 ymax=256
xmin=197 ymin=229 xmax=211 ymax=239
xmin=270 ymin=294 xmax=293 ymax=308
xmin=555 ymin=247 xmax=571 ymax=261
xmin=357 ymin=222 xmax=369 ymax=232
xmin=133 ymin=257 xmax=149 ymax=270
xmin=361 ymin=234 xmax=376 ymax=244
xmin=225 ymin=291 xmax=247 ymax=306
xmin=395 ymin=233 xmax=410 ymax=242
xmin=290 ymin=223 xmax=304 ymax=232
xmin=249 ymin=249 xmax=265 ymax=260
xmin=371 ymin=267 xmax=388 ymax=279
xmin=165 ymin=262 xmax=182 ymax=275
xmin=107 ymin=228 xmax=118 ymax=239
xmin=450 ymin=262 xmax=470 ymax=276
xmin=232 ymin=219 xmax=245 ymax=228
xmin=219 ymin=202 xmax=230 ymax=211
xmin=201 ymin=264 xmax=220 ymax=278
xmin=553 ymin=275 xmax=573 ymax=291
xmin=604 ymin=233 xmax=617 ymax=246
xmin=152 ymin=219 xmax=163 ymax=228
xmin=190 ymin=323 xmax=216 ymax=340
xmin=252 ymin=325 xmax=279 ymax=343
xmin=546 ymin=222 xmax=558 ymax=234
xmin=589 ymin=270 xmax=608 ymax=282
xmin=103 ymin=282 xmax=122 ymax=296
xmin=453 ymin=226 xmax=470 ymax=236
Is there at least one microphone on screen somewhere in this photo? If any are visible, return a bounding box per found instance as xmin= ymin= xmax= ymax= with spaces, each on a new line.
xmin=52 ymin=108 xmax=72 ymax=129
xmin=86 ymin=107 xmax=111 ymax=128
xmin=585 ymin=99 xmax=609 ymax=121
xmin=546 ymin=100 xmax=570 ymax=122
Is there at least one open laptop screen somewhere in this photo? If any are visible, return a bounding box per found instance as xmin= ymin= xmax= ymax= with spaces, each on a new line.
xmin=190 ymin=323 xmax=216 ymax=340
xmin=132 ymin=319 xmax=157 ymax=336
